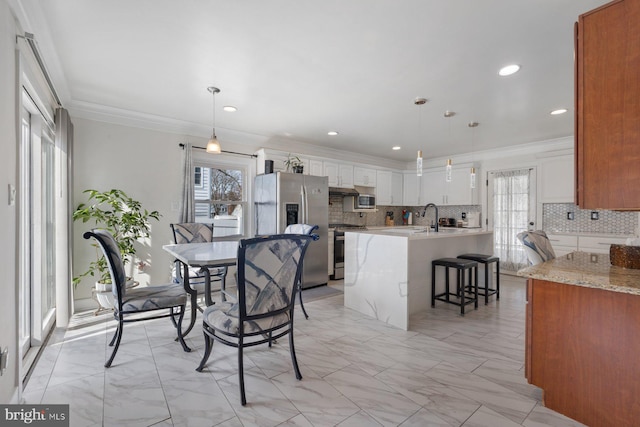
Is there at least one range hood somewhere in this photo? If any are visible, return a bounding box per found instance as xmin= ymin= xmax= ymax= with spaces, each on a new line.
xmin=329 ymin=187 xmax=359 ymax=196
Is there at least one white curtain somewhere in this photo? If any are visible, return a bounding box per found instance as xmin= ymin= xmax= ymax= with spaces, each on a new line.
xmin=492 ymin=169 xmax=531 ymax=271
xmin=180 ymin=143 xmax=195 ymax=222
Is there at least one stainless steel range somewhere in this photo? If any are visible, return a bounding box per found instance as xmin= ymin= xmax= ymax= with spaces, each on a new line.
xmin=329 ymin=224 xmax=366 ymax=280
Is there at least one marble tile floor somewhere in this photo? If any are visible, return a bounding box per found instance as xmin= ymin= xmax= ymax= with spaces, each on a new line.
xmin=22 ymin=276 xmax=586 ymax=427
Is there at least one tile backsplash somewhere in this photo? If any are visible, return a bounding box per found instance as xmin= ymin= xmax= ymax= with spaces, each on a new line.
xmin=329 ymin=195 xmax=481 ymax=227
xmin=543 ymin=203 xmax=639 ymax=235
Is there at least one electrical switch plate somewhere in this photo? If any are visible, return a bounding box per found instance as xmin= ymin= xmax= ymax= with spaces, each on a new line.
xmin=591 ymin=211 xmax=599 ymax=220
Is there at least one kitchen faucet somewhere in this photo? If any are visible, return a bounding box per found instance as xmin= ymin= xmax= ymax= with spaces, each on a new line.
xmin=421 ymin=203 xmax=439 ymax=232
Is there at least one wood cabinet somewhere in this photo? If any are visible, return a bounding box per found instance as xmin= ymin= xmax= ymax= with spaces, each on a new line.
xmin=526 ymin=278 xmax=640 ymax=426
xmin=575 ymin=0 xmax=640 ymax=209
xmin=539 ymin=155 xmax=574 ymax=203
xmin=353 ymin=166 xmax=376 ymax=187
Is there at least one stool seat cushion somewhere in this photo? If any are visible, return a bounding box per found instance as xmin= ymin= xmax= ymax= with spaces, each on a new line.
xmin=432 ymin=258 xmax=478 ymax=268
xmin=458 ymin=253 xmax=499 ymax=263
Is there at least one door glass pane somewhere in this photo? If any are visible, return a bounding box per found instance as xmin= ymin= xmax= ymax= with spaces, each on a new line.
xmin=490 ymin=168 xmax=535 ymax=271
xmin=194 ymin=167 xmax=245 ymax=236
xmin=41 ymin=129 xmax=56 ymax=318
xmin=19 ymin=108 xmax=31 ymax=356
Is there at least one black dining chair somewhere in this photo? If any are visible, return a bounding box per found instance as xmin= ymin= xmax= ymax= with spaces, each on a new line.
xmin=196 ymin=233 xmax=316 ymax=405
xmin=284 ymin=223 xmax=319 ymax=319
xmin=84 ymin=229 xmax=191 ymax=367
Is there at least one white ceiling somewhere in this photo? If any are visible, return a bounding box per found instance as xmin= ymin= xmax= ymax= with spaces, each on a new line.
xmin=20 ymin=0 xmax=607 ymax=162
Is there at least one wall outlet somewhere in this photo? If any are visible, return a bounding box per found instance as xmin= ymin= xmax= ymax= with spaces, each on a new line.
xmin=567 ymin=212 xmax=574 ymax=220
xmin=591 ymin=211 xmax=599 ymax=220
xmin=461 ymin=212 xmax=467 ymax=219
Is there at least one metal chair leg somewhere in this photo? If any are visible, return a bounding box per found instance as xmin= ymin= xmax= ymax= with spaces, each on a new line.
xmin=289 ymin=327 xmax=302 ymax=380
xmin=105 ymin=318 xmax=124 ymax=367
xmin=196 ymin=330 xmax=214 ymax=372
xmin=238 ymin=336 xmax=246 ymax=406
xmin=298 ymin=283 xmax=309 ymax=319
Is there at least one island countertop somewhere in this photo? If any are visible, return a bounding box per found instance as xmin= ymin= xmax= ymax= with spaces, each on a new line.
xmin=517 ymin=251 xmax=640 ymax=295
xmin=346 ymin=226 xmax=493 ymax=240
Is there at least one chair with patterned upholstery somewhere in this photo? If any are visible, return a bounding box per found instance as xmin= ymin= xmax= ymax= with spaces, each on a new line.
xmin=284 ymin=223 xmax=319 ymax=319
xmin=516 ymin=230 xmax=557 ymax=266
xmin=196 ymin=233 xmax=316 ymax=405
xmin=170 ymin=222 xmax=229 ymax=309
xmin=84 ymin=229 xmax=190 ymax=367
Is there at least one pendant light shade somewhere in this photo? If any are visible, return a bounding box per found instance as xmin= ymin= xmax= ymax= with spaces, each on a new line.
xmin=206 ymin=138 xmax=221 ymax=154
xmin=417 ymin=150 xmax=423 ymax=177
xmin=206 ymin=86 xmax=221 ymax=154
xmin=470 ymin=166 xmax=476 ymax=189
xmin=445 ymin=159 xmax=452 ymax=182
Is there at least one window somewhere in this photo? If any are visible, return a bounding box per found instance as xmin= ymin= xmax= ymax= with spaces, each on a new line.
xmin=194 ymin=164 xmax=247 ymax=237
xmin=194 ymin=166 xmax=203 ymax=188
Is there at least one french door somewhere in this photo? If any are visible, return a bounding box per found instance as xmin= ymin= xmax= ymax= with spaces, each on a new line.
xmin=487 ymin=168 xmax=537 ymax=272
xmin=19 ymin=92 xmax=56 ymax=362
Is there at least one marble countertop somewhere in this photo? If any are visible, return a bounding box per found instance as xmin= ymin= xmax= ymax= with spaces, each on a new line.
xmin=346 ymin=226 xmax=493 ymax=240
xmin=517 ymin=251 xmax=640 ymax=295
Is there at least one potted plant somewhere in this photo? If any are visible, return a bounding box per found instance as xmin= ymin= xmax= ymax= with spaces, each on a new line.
xmin=72 ymin=189 xmax=161 ymax=294
xmin=284 ymin=154 xmax=304 ymax=173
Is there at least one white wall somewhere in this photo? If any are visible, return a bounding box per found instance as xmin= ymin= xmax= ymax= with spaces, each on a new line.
xmin=71 ymin=118 xmax=260 ymax=304
xmin=0 ymin=0 xmax=19 ymax=404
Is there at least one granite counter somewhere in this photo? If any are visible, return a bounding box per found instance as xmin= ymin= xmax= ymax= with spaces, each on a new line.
xmin=517 ymin=251 xmax=640 ymax=295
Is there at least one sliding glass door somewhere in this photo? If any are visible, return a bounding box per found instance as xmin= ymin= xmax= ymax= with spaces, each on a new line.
xmin=19 ymin=91 xmax=56 ymax=363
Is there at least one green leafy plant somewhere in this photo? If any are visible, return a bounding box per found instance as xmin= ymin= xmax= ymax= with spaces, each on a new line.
xmin=72 ymin=189 xmax=161 ymax=287
xmin=284 ymin=154 xmax=304 ymax=173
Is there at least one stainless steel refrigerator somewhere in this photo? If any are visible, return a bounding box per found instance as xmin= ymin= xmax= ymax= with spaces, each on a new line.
xmin=254 ymin=172 xmax=328 ymax=289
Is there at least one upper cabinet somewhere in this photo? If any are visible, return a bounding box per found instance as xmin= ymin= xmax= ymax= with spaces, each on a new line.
xmin=539 ymin=155 xmax=575 ymax=203
xmin=353 ymin=167 xmax=377 ymax=187
xmin=376 ymin=171 xmax=403 ymax=206
xmin=576 ymin=0 xmax=640 ymax=209
xmin=324 ymin=161 xmax=354 ymax=188
xmin=308 ymin=159 xmax=324 ymax=177
xmin=420 ymin=166 xmax=478 ymax=206
xmin=403 ymin=172 xmax=420 ymax=206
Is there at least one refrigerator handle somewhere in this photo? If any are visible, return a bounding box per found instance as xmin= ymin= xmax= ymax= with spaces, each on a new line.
xmin=300 ymin=185 xmax=307 ymax=224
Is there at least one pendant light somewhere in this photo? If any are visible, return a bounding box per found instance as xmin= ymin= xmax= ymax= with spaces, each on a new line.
xmin=468 ymin=121 xmax=479 ymax=188
xmin=206 ymin=86 xmax=221 ymax=154
xmin=415 ymin=97 xmax=427 ymax=176
xmin=444 ymin=110 xmax=455 ymax=182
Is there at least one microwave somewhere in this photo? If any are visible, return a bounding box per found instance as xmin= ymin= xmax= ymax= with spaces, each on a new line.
xmin=343 ymin=194 xmax=376 ymax=211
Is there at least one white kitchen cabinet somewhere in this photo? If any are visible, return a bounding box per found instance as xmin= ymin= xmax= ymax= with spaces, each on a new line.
xmin=324 ymin=161 xmax=353 ymax=188
xmin=539 ymin=155 xmax=575 ymax=203
xmin=420 ymin=166 xmax=477 ymax=206
xmin=309 ymin=159 xmax=324 ymax=177
xmin=391 ymin=172 xmax=403 ymax=206
xmin=547 ymin=234 xmax=578 ymax=256
xmin=579 ymin=235 xmax=628 ymax=254
xmin=376 ymin=170 xmax=392 ymax=205
xmin=403 ymin=172 xmax=420 ymax=206
xmin=354 ymin=166 xmax=377 ymax=187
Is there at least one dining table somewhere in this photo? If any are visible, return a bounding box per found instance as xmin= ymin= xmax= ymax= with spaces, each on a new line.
xmin=162 ymin=240 xmax=239 ymax=337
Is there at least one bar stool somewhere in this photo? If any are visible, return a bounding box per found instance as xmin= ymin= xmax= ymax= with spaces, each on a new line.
xmin=457 ymin=254 xmax=500 ymax=305
xmin=431 ymin=258 xmax=478 ymax=315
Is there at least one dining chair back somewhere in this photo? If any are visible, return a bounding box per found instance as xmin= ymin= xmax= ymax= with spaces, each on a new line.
xmin=196 ymin=233 xmax=316 ymax=405
xmin=84 ymin=229 xmax=190 ymax=367
xmin=516 ymin=230 xmax=556 ymax=266
xmin=283 ymin=223 xmax=319 ymax=319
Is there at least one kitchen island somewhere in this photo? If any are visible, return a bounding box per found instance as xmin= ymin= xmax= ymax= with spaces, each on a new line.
xmin=344 ymin=227 xmax=494 ymax=330
xmin=518 ymin=251 xmax=640 ymax=427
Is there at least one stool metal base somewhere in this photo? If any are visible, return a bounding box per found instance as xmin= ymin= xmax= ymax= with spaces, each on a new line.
xmin=432 ymin=258 xmax=479 ymax=316
xmin=457 ymin=254 xmax=500 ymax=305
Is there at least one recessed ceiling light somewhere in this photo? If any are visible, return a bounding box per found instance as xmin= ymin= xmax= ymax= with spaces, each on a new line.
xmin=392 ymin=146 xmax=401 ymax=150
xmin=498 ymin=64 xmax=520 ymax=76
xmin=550 ymin=108 xmax=568 ymax=115
xmin=327 ymin=131 xmax=339 ymax=136
xmin=223 ymin=106 xmax=237 ymax=112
